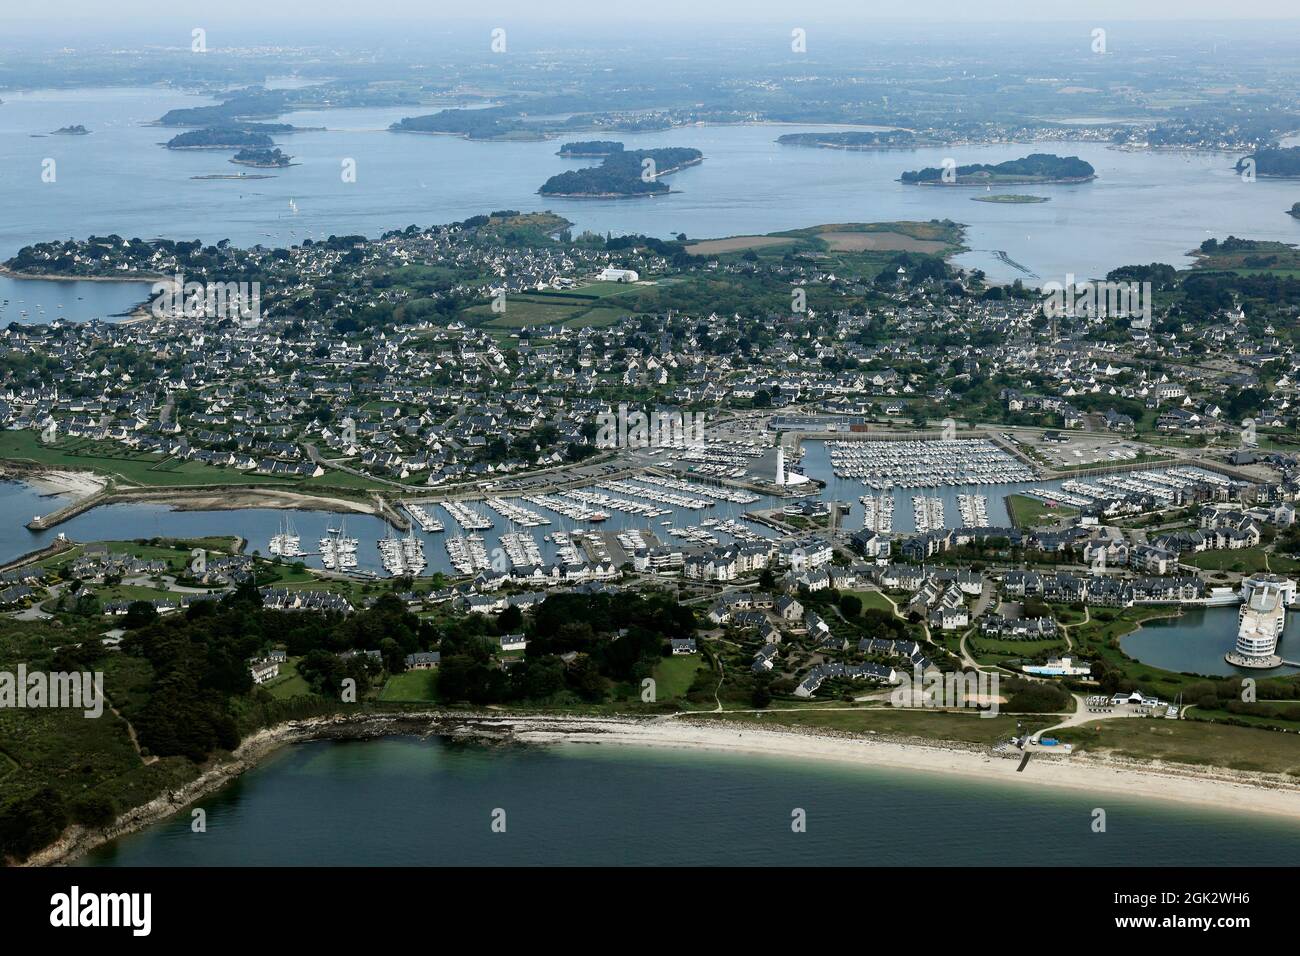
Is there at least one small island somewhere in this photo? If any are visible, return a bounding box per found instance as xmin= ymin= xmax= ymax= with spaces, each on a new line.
xmin=231 ymin=147 xmax=294 ymax=169
xmin=539 ymin=145 xmax=703 ymax=198
xmin=557 ymin=140 xmax=625 ymax=158
xmin=390 ymin=107 xmax=546 ymax=142
xmin=901 ymin=153 xmax=1096 ymax=186
xmin=51 ymin=125 xmax=91 ymax=135
xmin=1290 ymin=202 xmax=1300 ymax=219
xmin=1236 ymin=146 xmax=1300 ymax=179
xmin=972 ymin=193 xmax=1051 ymax=204
xmin=777 ymin=130 xmax=931 ymax=150
xmin=166 ymin=128 xmax=275 ymax=150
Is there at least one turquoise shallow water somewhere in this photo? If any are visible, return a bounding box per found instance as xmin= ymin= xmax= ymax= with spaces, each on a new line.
xmin=81 ymin=735 xmax=1300 ymax=866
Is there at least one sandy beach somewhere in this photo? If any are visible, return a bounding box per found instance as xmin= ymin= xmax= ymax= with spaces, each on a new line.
xmin=155 ymin=487 xmax=379 ymax=516
xmin=24 ymin=469 xmax=108 ymax=499
xmin=501 ymin=714 xmax=1300 ymax=820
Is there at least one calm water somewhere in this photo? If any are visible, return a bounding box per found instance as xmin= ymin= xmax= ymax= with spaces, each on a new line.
xmin=0 ymin=434 xmax=1081 ymax=576
xmin=799 ymin=437 xmax=1074 ymax=530
xmin=2 ymin=84 xmax=1299 ymax=319
xmin=81 ymin=735 xmax=1300 ymax=866
xmin=0 ymin=477 xmax=785 ymax=577
xmin=1122 ymin=606 xmax=1300 ymax=678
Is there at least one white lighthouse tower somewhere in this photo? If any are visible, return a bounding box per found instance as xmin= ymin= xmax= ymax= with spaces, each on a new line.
xmin=775 ymin=446 xmax=786 ymax=486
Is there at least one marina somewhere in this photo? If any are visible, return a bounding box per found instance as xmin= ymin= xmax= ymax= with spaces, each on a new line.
xmin=826 ymin=438 xmax=1036 ymax=487
xmin=665 ymin=524 xmax=721 ymax=546
xmin=956 ymin=493 xmax=990 ymax=527
xmin=547 ymin=530 xmax=586 ymax=565
xmin=268 ymin=514 xmax=307 ymax=558
xmin=859 ymin=490 xmax=895 ymax=533
xmin=603 ymin=479 xmax=712 ymax=510
xmin=522 ymin=494 xmax=609 ymax=523
xmin=442 ymin=500 xmax=494 ymax=532
xmin=484 ymin=497 xmax=551 ymax=528
xmin=319 ymin=521 xmax=359 ymax=572
xmin=1024 ymin=466 xmax=1239 ymax=513
xmin=378 ymin=527 xmax=426 ymax=577
xmin=404 ymin=503 xmax=444 ymax=533
xmin=561 ymin=488 xmax=670 ymax=518
xmin=499 ymin=531 xmax=544 ymax=568
xmin=714 ymin=517 xmax=768 ymax=542
xmin=911 ymin=495 xmax=945 ymax=533
xmin=444 ymin=534 xmax=491 ymax=574
xmin=632 ymin=474 xmax=760 ymax=505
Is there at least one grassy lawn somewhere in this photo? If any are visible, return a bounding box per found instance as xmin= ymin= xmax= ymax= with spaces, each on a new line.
xmin=1184 ymin=705 xmax=1300 ymax=732
xmin=653 ymin=654 xmax=706 ymax=701
xmin=1184 ymin=547 xmax=1300 ymax=574
xmin=700 ymin=707 xmax=1051 ymax=746
xmin=89 ymin=583 xmax=183 ymax=603
xmin=1055 ymin=718 xmax=1300 ymax=776
xmin=1049 ymin=603 xmax=1088 ymax=625
xmin=847 ymin=589 xmax=897 ymax=614
xmin=379 ymin=669 xmax=439 ymax=702
xmin=263 ymin=659 xmax=312 ymax=700
xmin=969 ymin=636 xmax=1069 ymax=663
xmin=1006 ymin=493 xmax=1077 ymax=528
xmin=468 ymin=290 xmax=641 ymax=331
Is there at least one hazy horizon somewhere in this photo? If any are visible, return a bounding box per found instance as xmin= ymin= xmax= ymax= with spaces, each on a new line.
xmin=5 ymin=0 xmax=1300 ymax=27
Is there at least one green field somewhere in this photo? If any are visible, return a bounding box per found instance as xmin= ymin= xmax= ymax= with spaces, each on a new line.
xmin=652 ymin=654 xmax=706 ymax=701
xmin=846 ymin=589 xmax=898 ymax=615
xmin=1184 ymin=546 xmax=1300 ymax=574
xmin=464 ymin=284 xmax=643 ymax=330
xmin=379 ymin=669 xmax=439 ymax=702
xmin=1056 ymin=717 xmax=1300 ymax=775
xmin=1006 ymin=493 xmax=1077 ymax=528
xmin=969 ymin=636 xmax=1069 ymax=663
xmin=263 ymin=660 xmax=313 ymax=700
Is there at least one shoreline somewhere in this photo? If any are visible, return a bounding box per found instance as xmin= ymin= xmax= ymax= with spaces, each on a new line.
xmin=512 ymin=715 xmax=1300 ymax=820
xmin=3 ymin=468 xmax=388 ymax=532
xmin=539 ymin=189 xmax=678 ymax=200
xmin=29 ymin=710 xmax=1300 ymax=865
xmin=0 ymin=265 xmax=163 ymax=284
xmin=22 ymin=469 xmax=108 ymax=499
xmin=902 ymin=176 xmax=1097 ymax=187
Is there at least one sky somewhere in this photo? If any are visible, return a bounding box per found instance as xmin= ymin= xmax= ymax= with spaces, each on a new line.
xmin=6 ymin=0 xmax=1300 ymax=23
